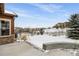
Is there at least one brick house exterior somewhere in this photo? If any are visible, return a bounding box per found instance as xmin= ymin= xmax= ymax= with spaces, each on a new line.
xmin=0 ymin=3 xmax=17 ymax=44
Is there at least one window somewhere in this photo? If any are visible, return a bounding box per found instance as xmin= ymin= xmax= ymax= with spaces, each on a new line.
xmin=0 ymin=20 xmax=10 ymax=36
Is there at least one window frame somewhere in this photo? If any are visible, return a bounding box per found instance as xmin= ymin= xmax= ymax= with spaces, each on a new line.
xmin=0 ymin=18 xmax=11 ymax=37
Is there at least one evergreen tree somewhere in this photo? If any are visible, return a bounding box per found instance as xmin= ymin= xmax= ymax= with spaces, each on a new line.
xmin=67 ymin=14 xmax=79 ymax=40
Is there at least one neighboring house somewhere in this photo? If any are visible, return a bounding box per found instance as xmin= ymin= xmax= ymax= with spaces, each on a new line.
xmin=0 ymin=3 xmax=17 ymax=44
xmin=53 ymin=22 xmax=70 ymax=29
xmin=44 ymin=28 xmax=67 ymax=36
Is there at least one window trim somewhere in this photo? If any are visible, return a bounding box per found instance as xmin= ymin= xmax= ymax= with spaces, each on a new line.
xmin=0 ymin=18 xmax=11 ymax=37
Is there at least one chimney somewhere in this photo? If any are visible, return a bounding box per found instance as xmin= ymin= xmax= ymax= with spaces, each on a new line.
xmin=0 ymin=3 xmax=4 ymax=14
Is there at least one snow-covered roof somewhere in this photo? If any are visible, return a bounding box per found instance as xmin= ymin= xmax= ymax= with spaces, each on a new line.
xmin=5 ymin=10 xmax=17 ymax=16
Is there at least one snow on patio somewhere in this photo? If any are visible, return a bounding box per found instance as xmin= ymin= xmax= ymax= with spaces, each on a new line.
xmin=27 ymin=35 xmax=78 ymax=49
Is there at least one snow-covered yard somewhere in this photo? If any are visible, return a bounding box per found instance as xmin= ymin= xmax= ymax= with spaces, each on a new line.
xmin=27 ymin=34 xmax=79 ymax=49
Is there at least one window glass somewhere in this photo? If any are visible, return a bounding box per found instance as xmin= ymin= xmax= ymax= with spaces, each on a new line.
xmin=0 ymin=20 xmax=10 ymax=36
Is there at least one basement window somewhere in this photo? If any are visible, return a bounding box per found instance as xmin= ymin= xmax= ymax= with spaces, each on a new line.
xmin=0 ymin=20 xmax=10 ymax=36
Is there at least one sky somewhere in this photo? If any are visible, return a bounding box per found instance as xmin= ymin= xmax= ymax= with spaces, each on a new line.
xmin=5 ymin=3 xmax=79 ymax=28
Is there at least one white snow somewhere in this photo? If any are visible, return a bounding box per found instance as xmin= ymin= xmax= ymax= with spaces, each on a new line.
xmin=44 ymin=28 xmax=67 ymax=33
xmin=44 ymin=28 xmax=58 ymax=32
xmin=5 ymin=10 xmax=16 ymax=15
xmin=27 ymin=35 xmax=78 ymax=49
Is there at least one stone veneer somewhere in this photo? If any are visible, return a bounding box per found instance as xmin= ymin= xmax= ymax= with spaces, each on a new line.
xmin=0 ymin=34 xmax=15 ymax=45
xmin=43 ymin=43 xmax=79 ymax=50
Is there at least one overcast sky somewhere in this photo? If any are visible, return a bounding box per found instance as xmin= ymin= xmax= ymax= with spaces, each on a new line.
xmin=5 ymin=3 xmax=79 ymax=28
